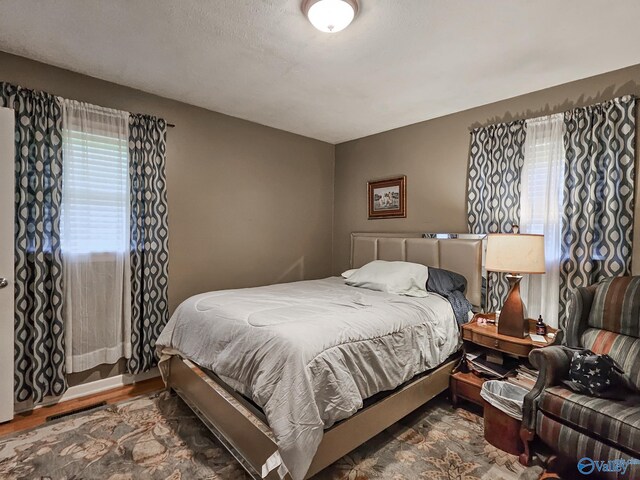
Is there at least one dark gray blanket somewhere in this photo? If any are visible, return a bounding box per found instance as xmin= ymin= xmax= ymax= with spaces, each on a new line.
xmin=427 ymin=267 xmax=473 ymax=326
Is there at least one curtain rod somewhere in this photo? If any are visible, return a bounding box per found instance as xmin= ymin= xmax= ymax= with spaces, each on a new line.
xmin=469 ymin=94 xmax=636 ymax=133
xmin=167 ymin=123 xmax=175 ymax=128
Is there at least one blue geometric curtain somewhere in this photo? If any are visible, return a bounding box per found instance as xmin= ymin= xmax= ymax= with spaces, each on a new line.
xmin=559 ymin=96 xmax=636 ymax=325
xmin=467 ymin=120 xmax=526 ymax=311
xmin=127 ymin=114 xmax=169 ymax=374
xmin=0 ymin=83 xmax=66 ymax=404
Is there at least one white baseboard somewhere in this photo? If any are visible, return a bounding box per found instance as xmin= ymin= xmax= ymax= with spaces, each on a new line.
xmin=14 ymin=367 xmax=161 ymax=415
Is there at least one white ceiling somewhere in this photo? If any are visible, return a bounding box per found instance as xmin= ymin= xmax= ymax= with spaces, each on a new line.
xmin=1 ymin=1 xmax=640 ymax=144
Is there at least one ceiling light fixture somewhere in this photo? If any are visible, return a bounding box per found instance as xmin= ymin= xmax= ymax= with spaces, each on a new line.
xmin=302 ymin=0 xmax=359 ymax=33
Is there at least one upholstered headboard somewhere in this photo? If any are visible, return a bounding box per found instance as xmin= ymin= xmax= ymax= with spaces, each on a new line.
xmin=350 ymin=233 xmax=484 ymax=307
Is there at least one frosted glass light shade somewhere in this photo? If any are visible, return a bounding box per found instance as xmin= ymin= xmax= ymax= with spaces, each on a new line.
xmin=305 ymin=0 xmax=357 ymax=33
xmin=485 ymin=234 xmax=546 ymax=274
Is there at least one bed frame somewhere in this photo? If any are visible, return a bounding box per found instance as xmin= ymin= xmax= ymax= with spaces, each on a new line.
xmin=161 ymin=233 xmax=484 ymax=479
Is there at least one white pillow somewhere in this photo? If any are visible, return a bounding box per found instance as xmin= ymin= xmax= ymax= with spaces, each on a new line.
xmin=345 ymin=260 xmax=429 ymax=297
xmin=341 ymin=268 xmax=359 ymax=279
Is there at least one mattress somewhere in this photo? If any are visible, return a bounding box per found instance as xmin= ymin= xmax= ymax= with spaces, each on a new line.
xmin=156 ymin=277 xmax=461 ymax=480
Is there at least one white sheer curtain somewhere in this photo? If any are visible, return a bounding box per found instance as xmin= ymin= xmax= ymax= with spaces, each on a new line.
xmin=61 ymin=100 xmax=131 ymax=372
xmin=520 ymin=113 xmax=565 ymax=328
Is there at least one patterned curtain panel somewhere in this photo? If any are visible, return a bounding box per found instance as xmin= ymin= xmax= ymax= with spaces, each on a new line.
xmin=127 ymin=114 xmax=169 ymax=374
xmin=559 ymin=95 xmax=636 ymax=324
xmin=467 ymin=120 xmax=526 ymax=311
xmin=0 ymin=83 xmax=66 ymax=403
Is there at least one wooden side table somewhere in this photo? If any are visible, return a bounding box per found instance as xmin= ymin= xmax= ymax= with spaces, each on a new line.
xmin=450 ymin=314 xmax=557 ymax=407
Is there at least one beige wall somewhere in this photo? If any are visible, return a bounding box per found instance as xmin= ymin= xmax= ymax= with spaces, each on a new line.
xmin=333 ymin=64 xmax=640 ymax=274
xmin=0 ymin=52 xmax=335 ymax=385
xmin=0 ymin=52 xmax=335 ymax=310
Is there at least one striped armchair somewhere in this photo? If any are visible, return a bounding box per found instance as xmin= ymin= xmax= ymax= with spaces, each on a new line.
xmin=521 ymin=277 xmax=640 ymax=478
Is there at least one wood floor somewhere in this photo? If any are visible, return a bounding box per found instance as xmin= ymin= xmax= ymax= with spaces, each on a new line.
xmin=0 ymin=376 xmax=165 ymax=437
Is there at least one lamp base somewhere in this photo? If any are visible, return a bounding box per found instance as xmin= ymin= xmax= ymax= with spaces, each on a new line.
xmin=497 ymin=275 xmax=528 ymax=339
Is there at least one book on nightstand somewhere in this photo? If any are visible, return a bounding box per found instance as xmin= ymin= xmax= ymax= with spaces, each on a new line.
xmin=464 ymin=349 xmax=519 ymax=379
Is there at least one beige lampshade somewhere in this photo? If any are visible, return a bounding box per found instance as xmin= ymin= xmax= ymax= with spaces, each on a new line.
xmin=485 ymin=234 xmax=545 ymax=274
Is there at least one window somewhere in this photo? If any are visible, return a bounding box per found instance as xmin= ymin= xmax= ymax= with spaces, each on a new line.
xmin=61 ymin=115 xmax=129 ymax=254
xmin=520 ymin=139 xmax=558 ymax=234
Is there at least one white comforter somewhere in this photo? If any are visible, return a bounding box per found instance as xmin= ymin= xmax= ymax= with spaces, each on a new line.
xmin=156 ymin=277 xmax=460 ymax=480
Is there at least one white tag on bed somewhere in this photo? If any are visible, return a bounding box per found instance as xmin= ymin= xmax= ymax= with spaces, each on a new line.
xmin=262 ymin=450 xmax=285 ymax=479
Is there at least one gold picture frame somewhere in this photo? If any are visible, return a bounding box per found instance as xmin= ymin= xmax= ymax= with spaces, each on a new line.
xmin=368 ymin=176 xmax=406 ymax=219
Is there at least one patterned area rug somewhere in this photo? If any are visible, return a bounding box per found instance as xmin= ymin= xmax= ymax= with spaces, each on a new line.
xmin=0 ymin=391 xmax=525 ymax=480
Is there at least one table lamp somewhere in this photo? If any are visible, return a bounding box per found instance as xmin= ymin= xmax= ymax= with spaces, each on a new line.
xmin=485 ymin=234 xmax=545 ymax=338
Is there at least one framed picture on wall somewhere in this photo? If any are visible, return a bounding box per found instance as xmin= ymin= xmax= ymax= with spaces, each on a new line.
xmin=368 ymin=176 xmax=406 ymax=219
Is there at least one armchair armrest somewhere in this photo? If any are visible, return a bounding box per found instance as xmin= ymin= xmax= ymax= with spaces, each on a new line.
xmin=522 ymin=346 xmax=574 ymax=430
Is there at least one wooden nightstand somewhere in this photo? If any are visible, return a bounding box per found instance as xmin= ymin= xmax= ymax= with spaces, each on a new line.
xmin=450 ymin=314 xmax=557 ymax=407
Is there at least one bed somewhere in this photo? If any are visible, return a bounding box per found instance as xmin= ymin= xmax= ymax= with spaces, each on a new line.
xmin=157 ymin=233 xmax=483 ymax=480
